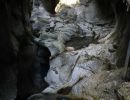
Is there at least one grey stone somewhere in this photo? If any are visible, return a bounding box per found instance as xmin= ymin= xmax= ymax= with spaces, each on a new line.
xmin=31 ymin=0 xmax=123 ymax=99
xmin=117 ymin=82 xmax=130 ymax=100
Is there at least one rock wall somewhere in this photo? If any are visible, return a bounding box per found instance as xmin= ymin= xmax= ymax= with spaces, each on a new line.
xmin=0 ymin=0 xmax=50 ymax=100
xmin=96 ymin=0 xmax=130 ymax=67
xmin=0 ymin=0 xmax=32 ymax=99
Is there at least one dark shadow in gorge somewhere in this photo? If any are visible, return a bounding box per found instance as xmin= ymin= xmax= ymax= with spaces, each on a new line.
xmin=40 ymin=0 xmax=59 ymax=14
xmin=0 ymin=0 xmax=54 ymax=100
xmin=95 ymin=0 xmax=130 ymax=68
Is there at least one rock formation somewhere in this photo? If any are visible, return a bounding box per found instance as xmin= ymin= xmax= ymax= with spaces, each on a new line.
xmin=0 ymin=0 xmax=52 ymax=100
xmin=30 ymin=0 xmax=130 ymax=99
xmin=0 ymin=0 xmax=130 ymax=100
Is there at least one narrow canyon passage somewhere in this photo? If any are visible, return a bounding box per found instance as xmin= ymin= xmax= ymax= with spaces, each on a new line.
xmin=0 ymin=0 xmax=130 ymax=100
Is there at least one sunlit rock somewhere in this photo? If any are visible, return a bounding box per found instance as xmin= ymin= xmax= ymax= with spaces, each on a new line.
xmin=60 ymin=0 xmax=80 ymax=6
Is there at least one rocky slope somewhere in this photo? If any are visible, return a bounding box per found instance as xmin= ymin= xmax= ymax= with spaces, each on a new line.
xmin=30 ymin=0 xmax=130 ymax=99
